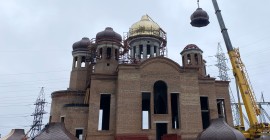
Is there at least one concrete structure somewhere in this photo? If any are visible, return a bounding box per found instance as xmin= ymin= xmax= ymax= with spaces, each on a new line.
xmin=49 ymin=15 xmax=233 ymax=140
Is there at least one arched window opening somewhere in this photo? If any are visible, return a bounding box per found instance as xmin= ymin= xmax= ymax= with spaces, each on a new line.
xmin=115 ymin=49 xmax=118 ymax=60
xmin=147 ymin=45 xmax=151 ymax=58
xmin=133 ymin=47 xmax=136 ymax=59
xmin=99 ymin=48 xmax=103 ymax=59
xmin=195 ymin=53 xmax=199 ymax=64
xmin=154 ymin=81 xmax=168 ymax=114
xmin=154 ymin=46 xmax=157 ymax=57
xmin=187 ymin=54 xmax=191 ymax=64
xmin=74 ymin=57 xmax=78 ymax=68
xmin=81 ymin=56 xmax=86 ymax=67
xmin=107 ymin=48 xmax=111 ymax=59
xmin=139 ymin=45 xmax=143 ymax=59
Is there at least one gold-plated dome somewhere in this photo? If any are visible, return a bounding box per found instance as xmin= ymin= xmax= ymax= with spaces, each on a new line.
xmin=129 ymin=15 xmax=160 ymax=37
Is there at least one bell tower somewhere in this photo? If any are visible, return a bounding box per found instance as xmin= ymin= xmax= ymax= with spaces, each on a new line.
xmin=181 ymin=44 xmax=206 ymax=77
xmin=94 ymin=27 xmax=122 ymax=74
xmin=124 ymin=15 xmax=167 ymax=63
xmin=69 ymin=37 xmax=91 ymax=90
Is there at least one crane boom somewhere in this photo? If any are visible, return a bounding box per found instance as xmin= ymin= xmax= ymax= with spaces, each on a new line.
xmin=211 ymin=0 xmax=260 ymax=124
xmin=211 ymin=0 xmax=270 ymax=139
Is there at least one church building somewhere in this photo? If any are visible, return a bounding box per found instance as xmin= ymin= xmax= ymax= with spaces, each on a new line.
xmin=49 ymin=15 xmax=232 ymax=140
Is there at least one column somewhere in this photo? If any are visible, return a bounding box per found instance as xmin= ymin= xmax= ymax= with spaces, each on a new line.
xmin=72 ymin=57 xmax=76 ymax=68
xmin=156 ymin=46 xmax=160 ymax=56
xmin=78 ymin=56 xmax=82 ymax=68
xmin=143 ymin=45 xmax=147 ymax=59
xmin=150 ymin=45 xmax=154 ymax=57
xmin=190 ymin=53 xmax=195 ymax=66
xmin=130 ymin=47 xmax=134 ymax=59
xmin=136 ymin=45 xmax=140 ymax=59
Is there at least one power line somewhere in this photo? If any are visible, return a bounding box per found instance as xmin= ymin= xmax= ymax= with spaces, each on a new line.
xmin=0 ymin=79 xmax=69 ymax=87
xmin=0 ymin=78 xmax=69 ymax=85
xmin=0 ymin=70 xmax=70 ymax=76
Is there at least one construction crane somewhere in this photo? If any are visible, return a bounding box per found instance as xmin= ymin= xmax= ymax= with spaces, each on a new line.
xmin=191 ymin=0 xmax=270 ymax=139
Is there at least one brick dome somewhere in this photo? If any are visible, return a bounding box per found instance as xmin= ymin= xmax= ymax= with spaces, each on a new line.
xmin=183 ymin=44 xmax=201 ymax=50
xmin=180 ymin=44 xmax=203 ymax=55
xmin=96 ymin=27 xmax=122 ymax=43
xmin=72 ymin=37 xmax=90 ymax=51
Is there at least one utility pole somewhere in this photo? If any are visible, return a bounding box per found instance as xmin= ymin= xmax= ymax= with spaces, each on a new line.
xmin=29 ymin=87 xmax=46 ymax=138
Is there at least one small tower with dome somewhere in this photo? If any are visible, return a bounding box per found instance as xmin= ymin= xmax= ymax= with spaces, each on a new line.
xmin=181 ymin=44 xmax=207 ymax=77
xmin=92 ymin=27 xmax=122 ymax=74
xmin=69 ymin=37 xmax=92 ymax=90
xmin=124 ymin=15 xmax=167 ymax=63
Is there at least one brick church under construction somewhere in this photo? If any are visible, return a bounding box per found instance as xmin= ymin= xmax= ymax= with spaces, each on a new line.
xmin=49 ymin=15 xmax=233 ymax=140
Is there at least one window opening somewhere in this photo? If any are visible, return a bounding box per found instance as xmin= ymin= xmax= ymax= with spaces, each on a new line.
xmin=107 ymin=48 xmax=111 ymax=59
xmin=171 ymin=93 xmax=179 ymax=129
xmin=154 ymin=46 xmax=157 ymax=57
xmin=147 ymin=45 xmax=151 ymax=58
xmin=115 ymin=49 xmax=118 ymax=60
xmin=187 ymin=54 xmax=191 ymax=64
xmin=99 ymin=48 xmax=103 ymax=59
xmin=217 ymin=99 xmax=227 ymax=121
xmin=195 ymin=53 xmax=199 ymax=64
xmin=49 ymin=116 xmax=52 ymax=123
xmin=98 ymin=94 xmax=111 ymax=130
xmin=142 ymin=92 xmax=151 ymax=129
xmin=154 ymin=81 xmax=168 ymax=114
xmin=133 ymin=47 xmax=136 ymax=59
xmin=75 ymin=129 xmax=83 ymax=140
xmin=74 ymin=57 xmax=78 ymax=68
xmin=200 ymin=97 xmax=210 ymax=129
xmin=81 ymin=56 xmax=86 ymax=67
xmin=61 ymin=116 xmax=65 ymax=123
xmin=140 ymin=45 xmax=143 ymax=59
xmin=156 ymin=123 xmax=167 ymax=140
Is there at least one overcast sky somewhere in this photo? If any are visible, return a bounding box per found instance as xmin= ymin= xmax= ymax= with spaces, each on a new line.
xmin=1 ymin=0 xmax=270 ymax=137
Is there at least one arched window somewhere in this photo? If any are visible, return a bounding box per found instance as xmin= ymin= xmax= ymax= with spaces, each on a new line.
xmin=115 ymin=49 xmax=118 ymax=60
xmin=195 ymin=53 xmax=199 ymax=64
xmin=187 ymin=54 xmax=191 ymax=64
xmin=154 ymin=81 xmax=168 ymax=114
xmin=107 ymin=48 xmax=111 ymax=59
xmin=81 ymin=56 xmax=86 ymax=67
xmin=99 ymin=48 xmax=103 ymax=59
xmin=74 ymin=57 xmax=78 ymax=68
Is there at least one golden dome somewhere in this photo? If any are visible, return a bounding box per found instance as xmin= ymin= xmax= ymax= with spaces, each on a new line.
xmin=129 ymin=15 xmax=160 ymax=37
